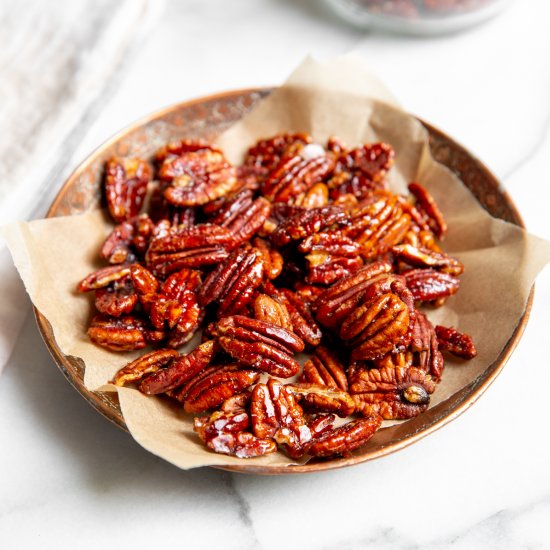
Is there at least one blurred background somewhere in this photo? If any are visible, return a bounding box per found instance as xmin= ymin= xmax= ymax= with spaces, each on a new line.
xmin=1 ymin=1 xmax=550 ymax=548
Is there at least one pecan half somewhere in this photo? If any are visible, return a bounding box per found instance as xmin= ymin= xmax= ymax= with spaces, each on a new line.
xmin=288 ymin=383 xmax=355 ymax=418
xmin=408 ymin=182 xmax=447 ymax=239
xmin=306 ymin=417 xmax=382 ymax=457
xmin=403 ymin=268 xmax=460 ymax=302
xmin=350 ymin=366 xmax=436 ymax=420
xmin=77 ymin=265 xmax=131 ymax=292
xmin=198 ymin=246 xmax=264 ymax=317
xmin=392 ymin=244 xmax=464 ymax=276
xmin=146 ymin=224 xmax=237 ymax=277
xmin=217 ymin=315 xmax=304 ymax=378
xmin=155 ymin=139 xmax=220 ymax=164
xmin=105 ymin=157 xmax=152 ymax=223
xmin=101 ymin=214 xmax=155 ymax=264
xmin=94 ymin=276 xmax=137 ymax=317
xmin=184 ymin=368 xmax=260 ymax=413
xmin=113 ymin=349 xmax=179 ymax=386
xmin=253 ymin=293 xmax=293 ymax=331
xmin=252 ymin=237 xmax=283 ymax=280
xmin=300 ymin=346 xmax=348 ymax=391
xmin=410 ymin=312 xmax=444 ymax=380
xmin=294 ymin=182 xmax=329 ymax=209
xmin=435 ymin=325 xmax=477 ymax=359
xmin=245 ymin=132 xmax=312 ymax=173
xmin=139 ymin=340 xmax=216 ymax=394
xmin=194 ymin=411 xmax=276 ymax=458
xmin=87 ymin=315 xmax=148 ymax=351
xmin=271 ymin=206 xmax=347 ymax=247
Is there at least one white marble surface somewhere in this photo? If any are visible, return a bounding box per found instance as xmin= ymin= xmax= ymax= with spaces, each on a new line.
xmin=1 ymin=1 xmax=550 ymax=548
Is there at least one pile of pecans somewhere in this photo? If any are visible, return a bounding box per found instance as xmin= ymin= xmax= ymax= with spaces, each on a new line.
xmin=77 ymin=133 xmax=476 ymax=459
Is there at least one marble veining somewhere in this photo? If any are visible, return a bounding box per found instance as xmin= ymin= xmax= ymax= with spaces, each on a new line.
xmin=1 ymin=1 xmax=549 ymax=548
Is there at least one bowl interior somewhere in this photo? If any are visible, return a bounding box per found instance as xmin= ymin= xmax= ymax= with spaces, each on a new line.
xmin=35 ymin=88 xmax=532 ymax=474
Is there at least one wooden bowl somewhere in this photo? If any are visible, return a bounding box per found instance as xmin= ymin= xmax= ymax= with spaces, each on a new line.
xmin=34 ymin=88 xmax=533 ymax=474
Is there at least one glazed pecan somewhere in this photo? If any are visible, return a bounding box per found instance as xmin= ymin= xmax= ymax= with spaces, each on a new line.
xmin=146 ymin=224 xmax=237 ymax=276
xmin=435 ymin=325 xmax=477 ymax=359
xmin=315 ymin=260 xmax=393 ymax=330
xmin=112 ymin=348 xmax=179 ymax=386
xmin=288 ymin=383 xmax=355 ymax=418
xmin=160 ymin=149 xmax=237 ymax=206
xmin=307 ymin=413 xmax=336 ymax=437
xmin=217 ymin=315 xmax=304 ymax=378
xmin=194 ymin=411 xmax=276 ymax=458
xmin=403 ymin=268 xmax=460 ymax=302
xmin=294 ymin=182 xmax=329 ymax=209
xmin=77 ymin=265 xmax=131 ymax=292
xmin=298 ymin=231 xmax=363 ymax=285
xmin=300 ymin=346 xmax=348 ymax=391
xmin=344 ymin=193 xmax=411 ymax=259
xmin=245 ymin=133 xmax=312 ymax=173
xmin=198 ymin=246 xmax=264 ymax=317
xmin=139 ymin=339 xmax=216 ymax=394
xmin=341 ymin=292 xmax=411 ymax=362
xmin=392 ymin=244 xmax=464 ymax=276
xmin=250 ymin=379 xmax=312 ymax=458
xmin=129 ymin=263 xmax=159 ymax=298
xmin=410 ymin=311 xmax=444 ymax=381
xmin=350 ymin=366 xmax=436 ymax=420
xmin=306 ymin=416 xmax=382 ymax=457
xmin=155 ymin=139 xmax=220 ymax=164
xmin=252 ymin=237 xmax=283 ymax=280
xmin=328 ymin=142 xmax=394 ymax=200
xmin=184 ymin=368 xmax=260 ymax=413
xmin=101 ymin=214 xmax=155 ymax=264
xmin=220 ymin=391 xmax=252 ymax=413
xmin=94 ymin=276 xmax=137 ymax=317
xmin=253 ymin=293 xmax=293 ymax=331
xmin=271 ymin=206 xmax=347 ymax=247
xmin=105 ymin=157 xmax=152 ymax=223
xmin=87 ymin=315 xmax=148 ymax=351
xmin=261 ymin=148 xmax=335 ymax=204
xmin=408 ymin=182 xmax=447 ymax=239
xmin=263 ymin=283 xmax=322 ymax=347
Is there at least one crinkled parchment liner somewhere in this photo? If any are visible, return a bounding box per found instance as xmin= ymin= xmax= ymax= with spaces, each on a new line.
xmin=3 ymin=56 xmax=550 ymax=469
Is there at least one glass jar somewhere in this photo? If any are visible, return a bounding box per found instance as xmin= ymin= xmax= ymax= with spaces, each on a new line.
xmin=325 ymin=0 xmax=511 ymax=35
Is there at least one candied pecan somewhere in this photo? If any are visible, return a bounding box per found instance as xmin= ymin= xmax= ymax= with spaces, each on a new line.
xmin=252 ymin=237 xmax=283 ymax=280
xmin=112 ymin=349 xmax=179 ymax=386
xmin=408 ymin=182 xmax=447 ymax=239
xmin=245 ymin=132 xmax=312 ymax=173
xmin=315 ymin=260 xmax=393 ymax=330
xmin=294 ymin=182 xmax=329 ymax=209
xmin=198 ymin=246 xmax=264 ymax=317
xmin=300 ymin=346 xmax=348 ymax=391
xmin=87 ymin=315 xmax=148 ymax=351
xmin=94 ymin=276 xmax=137 ymax=317
xmin=410 ymin=312 xmax=444 ymax=381
xmin=77 ymin=265 xmax=131 ymax=292
xmin=146 ymin=224 xmax=237 ymax=277
xmin=261 ymin=149 xmax=335 ymax=204
xmin=435 ymin=325 xmax=477 ymax=359
xmin=392 ymin=244 xmax=464 ymax=276
xmin=155 ymin=139 xmax=220 ymax=164
xmin=350 ymin=366 xmax=436 ymax=420
xmin=101 ymin=214 xmax=155 ymax=265
xmin=129 ymin=263 xmax=159 ymax=299
xmin=403 ymin=268 xmax=460 ymax=302
xmin=220 ymin=391 xmax=252 ymax=413
xmin=288 ymin=383 xmax=355 ymax=418
xmin=250 ymin=379 xmax=312 ymax=458
xmin=208 ymin=190 xmax=270 ymax=244
xmin=328 ymin=143 xmax=394 ymax=201
xmin=307 ymin=413 xmax=336 ymax=437
xmin=253 ymin=293 xmax=293 ymax=331
xmin=298 ymin=232 xmax=363 ymax=285
xmin=104 ymin=157 xmax=152 ymax=223
xmin=263 ymin=283 xmax=322 ymax=347
xmin=184 ymin=368 xmax=260 ymax=413
xmin=194 ymin=411 xmax=276 ymax=458
xmin=271 ymin=206 xmax=347 ymax=247
xmin=306 ymin=417 xmax=382 ymax=458
xmin=341 ymin=292 xmax=411 ymax=362
xmin=217 ymin=315 xmax=304 ymax=378
xmin=344 ymin=194 xmax=411 ymax=259
xmin=140 ymin=340 xmax=216 ymax=395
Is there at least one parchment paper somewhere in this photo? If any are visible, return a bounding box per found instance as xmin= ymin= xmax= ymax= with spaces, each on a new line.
xmin=4 ymin=56 xmax=550 ymax=470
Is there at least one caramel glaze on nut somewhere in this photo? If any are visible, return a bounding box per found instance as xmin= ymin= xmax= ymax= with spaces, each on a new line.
xmin=77 ymin=133 xmax=477 ymax=459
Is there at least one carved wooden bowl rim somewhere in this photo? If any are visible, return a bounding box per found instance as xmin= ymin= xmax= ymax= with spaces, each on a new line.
xmin=34 ymin=88 xmax=533 ymax=475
